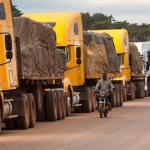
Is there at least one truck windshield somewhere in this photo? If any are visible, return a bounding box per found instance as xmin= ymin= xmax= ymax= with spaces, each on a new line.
xmin=0 ymin=3 xmax=6 ymax=20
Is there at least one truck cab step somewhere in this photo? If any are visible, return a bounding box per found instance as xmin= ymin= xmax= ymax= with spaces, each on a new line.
xmin=73 ymin=104 xmax=82 ymax=107
xmin=6 ymin=115 xmax=18 ymax=119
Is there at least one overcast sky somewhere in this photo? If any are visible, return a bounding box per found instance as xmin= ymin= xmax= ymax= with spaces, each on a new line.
xmin=12 ymin=0 xmax=150 ymax=24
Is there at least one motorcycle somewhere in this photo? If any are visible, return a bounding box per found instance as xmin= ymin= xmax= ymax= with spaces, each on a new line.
xmin=96 ymin=90 xmax=112 ymax=118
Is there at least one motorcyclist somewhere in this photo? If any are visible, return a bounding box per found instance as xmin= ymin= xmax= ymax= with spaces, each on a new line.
xmin=95 ymin=72 xmax=115 ymax=109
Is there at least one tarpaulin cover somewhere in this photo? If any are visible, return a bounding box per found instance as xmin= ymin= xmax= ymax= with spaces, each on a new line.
xmin=14 ymin=17 xmax=66 ymax=80
xmin=129 ymin=43 xmax=143 ymax=75
xmin=83 ymin=31 xmax=120 ymax=78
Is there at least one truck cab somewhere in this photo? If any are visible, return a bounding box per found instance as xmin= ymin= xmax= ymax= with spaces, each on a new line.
xmin=135 ymin=42 xmax=150 ymax=96
xmin=0 ymin=0 xmax=18 ymax=131
xmin=24 ymin=13 xmax=85 ymax=87
xmin=90 ymin=29 xmax=131 ymax=83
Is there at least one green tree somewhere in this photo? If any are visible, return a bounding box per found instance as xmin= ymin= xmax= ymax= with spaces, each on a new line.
xmin=11 ymin=3 xmax=22 ymax=17
xmin=81 ymin=12 xmax=150 ymax=42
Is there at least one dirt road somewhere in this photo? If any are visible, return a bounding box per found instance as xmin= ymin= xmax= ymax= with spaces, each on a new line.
xmin=1 ymin=98 xmax=150 ymax=150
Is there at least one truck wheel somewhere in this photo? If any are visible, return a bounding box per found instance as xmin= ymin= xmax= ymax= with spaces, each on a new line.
xmin=131 ymin=83 xmax=136 ymax=100
xmin=27 ymin=93 xmax=36 ymax=128
xmin=127 ymin=82 xmax=135 ymax=100
xmin=117 ymin=84 xmax=123 ymax=107
xmin=136 ymin=81 xmax=145 ymax=99
xmin=32 ymin=84 xmax=45 ymax=121
xmin=119 ymin=85 xmax=123 ymax=107
xmin=123 ymin=86 xmax=127 ymax=102
xmin=82 ymin=87 xmax=92 ymax=113
xmin=46 ymin=91 xmax=57 ymax=121
xmin=16 ymin=93 xmax=30 ymax=129
xmin=115 ymin=84 xmax=120 ymax=107
xmin=65 ymin=95 xmax=71 ymax=117
xmin=5 ymin=119 xmax=16 ymax=130
xmin=111 ymin=91 xmax=117 ymax=107
xmin=61 ymin=92 xmax=66 ymax=119
xmin=57 ymin=91 xmax=63 ymax=120
xmin=91 ymin=89 xmax=96 ymax=112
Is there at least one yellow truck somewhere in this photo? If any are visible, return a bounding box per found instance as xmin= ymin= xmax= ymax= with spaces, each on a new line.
xmin=91 ymin=29 xmax=145 ymax=100
xmin=25 ymin=12 xmax=123 ymax=112
xmin=0 ymin=0 xmax=67 ymax=133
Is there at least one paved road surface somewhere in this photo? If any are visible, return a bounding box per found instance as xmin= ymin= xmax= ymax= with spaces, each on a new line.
xmin=1 ymin=98 xmax=150 ymax=150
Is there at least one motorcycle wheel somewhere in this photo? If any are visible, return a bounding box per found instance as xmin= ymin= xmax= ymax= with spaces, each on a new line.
xmin=99 ymin=108 xmax=104 ymax=118
xmin=104 ymin=111 xmax=108 ymax=118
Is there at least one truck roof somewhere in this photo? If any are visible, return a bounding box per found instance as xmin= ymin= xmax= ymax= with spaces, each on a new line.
xmin=89 ymin=29 xmax=129 ymax=54
xmin=24 ymin=12 xmax=83 ymax=47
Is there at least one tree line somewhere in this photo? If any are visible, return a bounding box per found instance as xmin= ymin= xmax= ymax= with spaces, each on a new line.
xmin=11 ymin=4 xmax=150 ymax=42
xmin=81 ymin=12 xmax=150 ymax=42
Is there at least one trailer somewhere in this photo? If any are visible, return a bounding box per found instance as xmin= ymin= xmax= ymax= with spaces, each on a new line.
xmin=24 ymin=13 xmax=121 ymax=113
xmin=91 ymin=29 xmax=145 ymax=101
xmin=0 ymin=2 xmax=66 ymax=133
xmin=135 ymin=42 xmax=150 ymax=96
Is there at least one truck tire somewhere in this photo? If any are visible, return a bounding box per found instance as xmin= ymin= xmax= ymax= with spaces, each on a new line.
xmin=145 ymin=90 xmax=148 ymax=97
xmin=116 ymin=84 xmax=120 ymax=107
xmin=82 ymin=87 xmax=92 ymax=113
xmin=131 ymin=83 xmax=136 ymax=100
xmin=5 ymin=119 xmax=16 ymax=130
xmin=32 ymin=84 xmax=45 ymax=121
xmin=46 ymin=91 xmax=58 ymax=121
xmin=61 ymin=92 xmax=66 ymax=119
xmin=127 ymin=82 xmax=135 ymax=100
xmin=136 ymin=81 xmax=145 ymax=99
xmin=91 ymin=89 xmax=96 ymax=112
xmin=122 ymin=86 xmax=127 ymax=102
xmin=27 ymin=93 xmax=36 ymax=128
xmin=111 ymin=91 xmax=117 ymax=107
xmin=119 ymin=85 xmax=123 ymax=107
xmin=57 ymin=90 xmax=63 ymax=120
xmin=16 ymin=93 xmax=30 ymax=129
xmin=65 ymin=95 xmax=71 ymax=117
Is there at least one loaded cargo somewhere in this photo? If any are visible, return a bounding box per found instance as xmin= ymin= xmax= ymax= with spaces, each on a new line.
xmin=0 ymin=7 xmax=67 ymax=133
xmin=24 ymin=12 xmax=123 ymax=113
xmin=129 ymin=43 xmax=145 ymax=99
xmin=84 ymin=31 xmax=120 ymax=79
xmin=90 ymin=29 xmax=145 ymax=101
xmin=14 ymin=17 xmax=66 ymax=80
xmin=134 ymin=42 xmax=150 ymax=96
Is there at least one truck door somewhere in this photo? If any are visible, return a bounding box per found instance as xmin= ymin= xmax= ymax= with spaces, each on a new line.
xmin=65 ymin=45 xmax=85 ymax=86
xmin=0 ymin=0 xmax=18 ymax=90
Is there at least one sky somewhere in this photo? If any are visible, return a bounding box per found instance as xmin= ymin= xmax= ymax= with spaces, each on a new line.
xmin=12 ymin=0 xmax=150 ymax=24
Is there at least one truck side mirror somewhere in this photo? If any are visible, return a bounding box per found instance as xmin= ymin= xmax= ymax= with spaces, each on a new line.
xmin=5 ymin=34 xmax=13 ymax=59
xmin=76 ymin=58 xmax=81 ymax=65
xmin=76 ymin=47 xmax=82 ymax=65
xmin=5 ymin=34 xmax=12 ymax=51
xmin=6 ymin=51 xmax=13 ymax=59
xmin=129 ymin=54 xmax=132 ymax=66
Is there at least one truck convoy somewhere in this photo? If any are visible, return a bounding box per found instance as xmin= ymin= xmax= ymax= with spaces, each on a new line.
xmin=0 ymin=0 xmax=146 ymax=133
xmin=24 ymin=12 xmax=123 ymax=113
xmin=91 ymin=30 xmax=145 ymax=100
xmin=135 ymin=42 xmax=150 ymax=96
xmin=0 ymin=0 xmax=67 ymax=132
